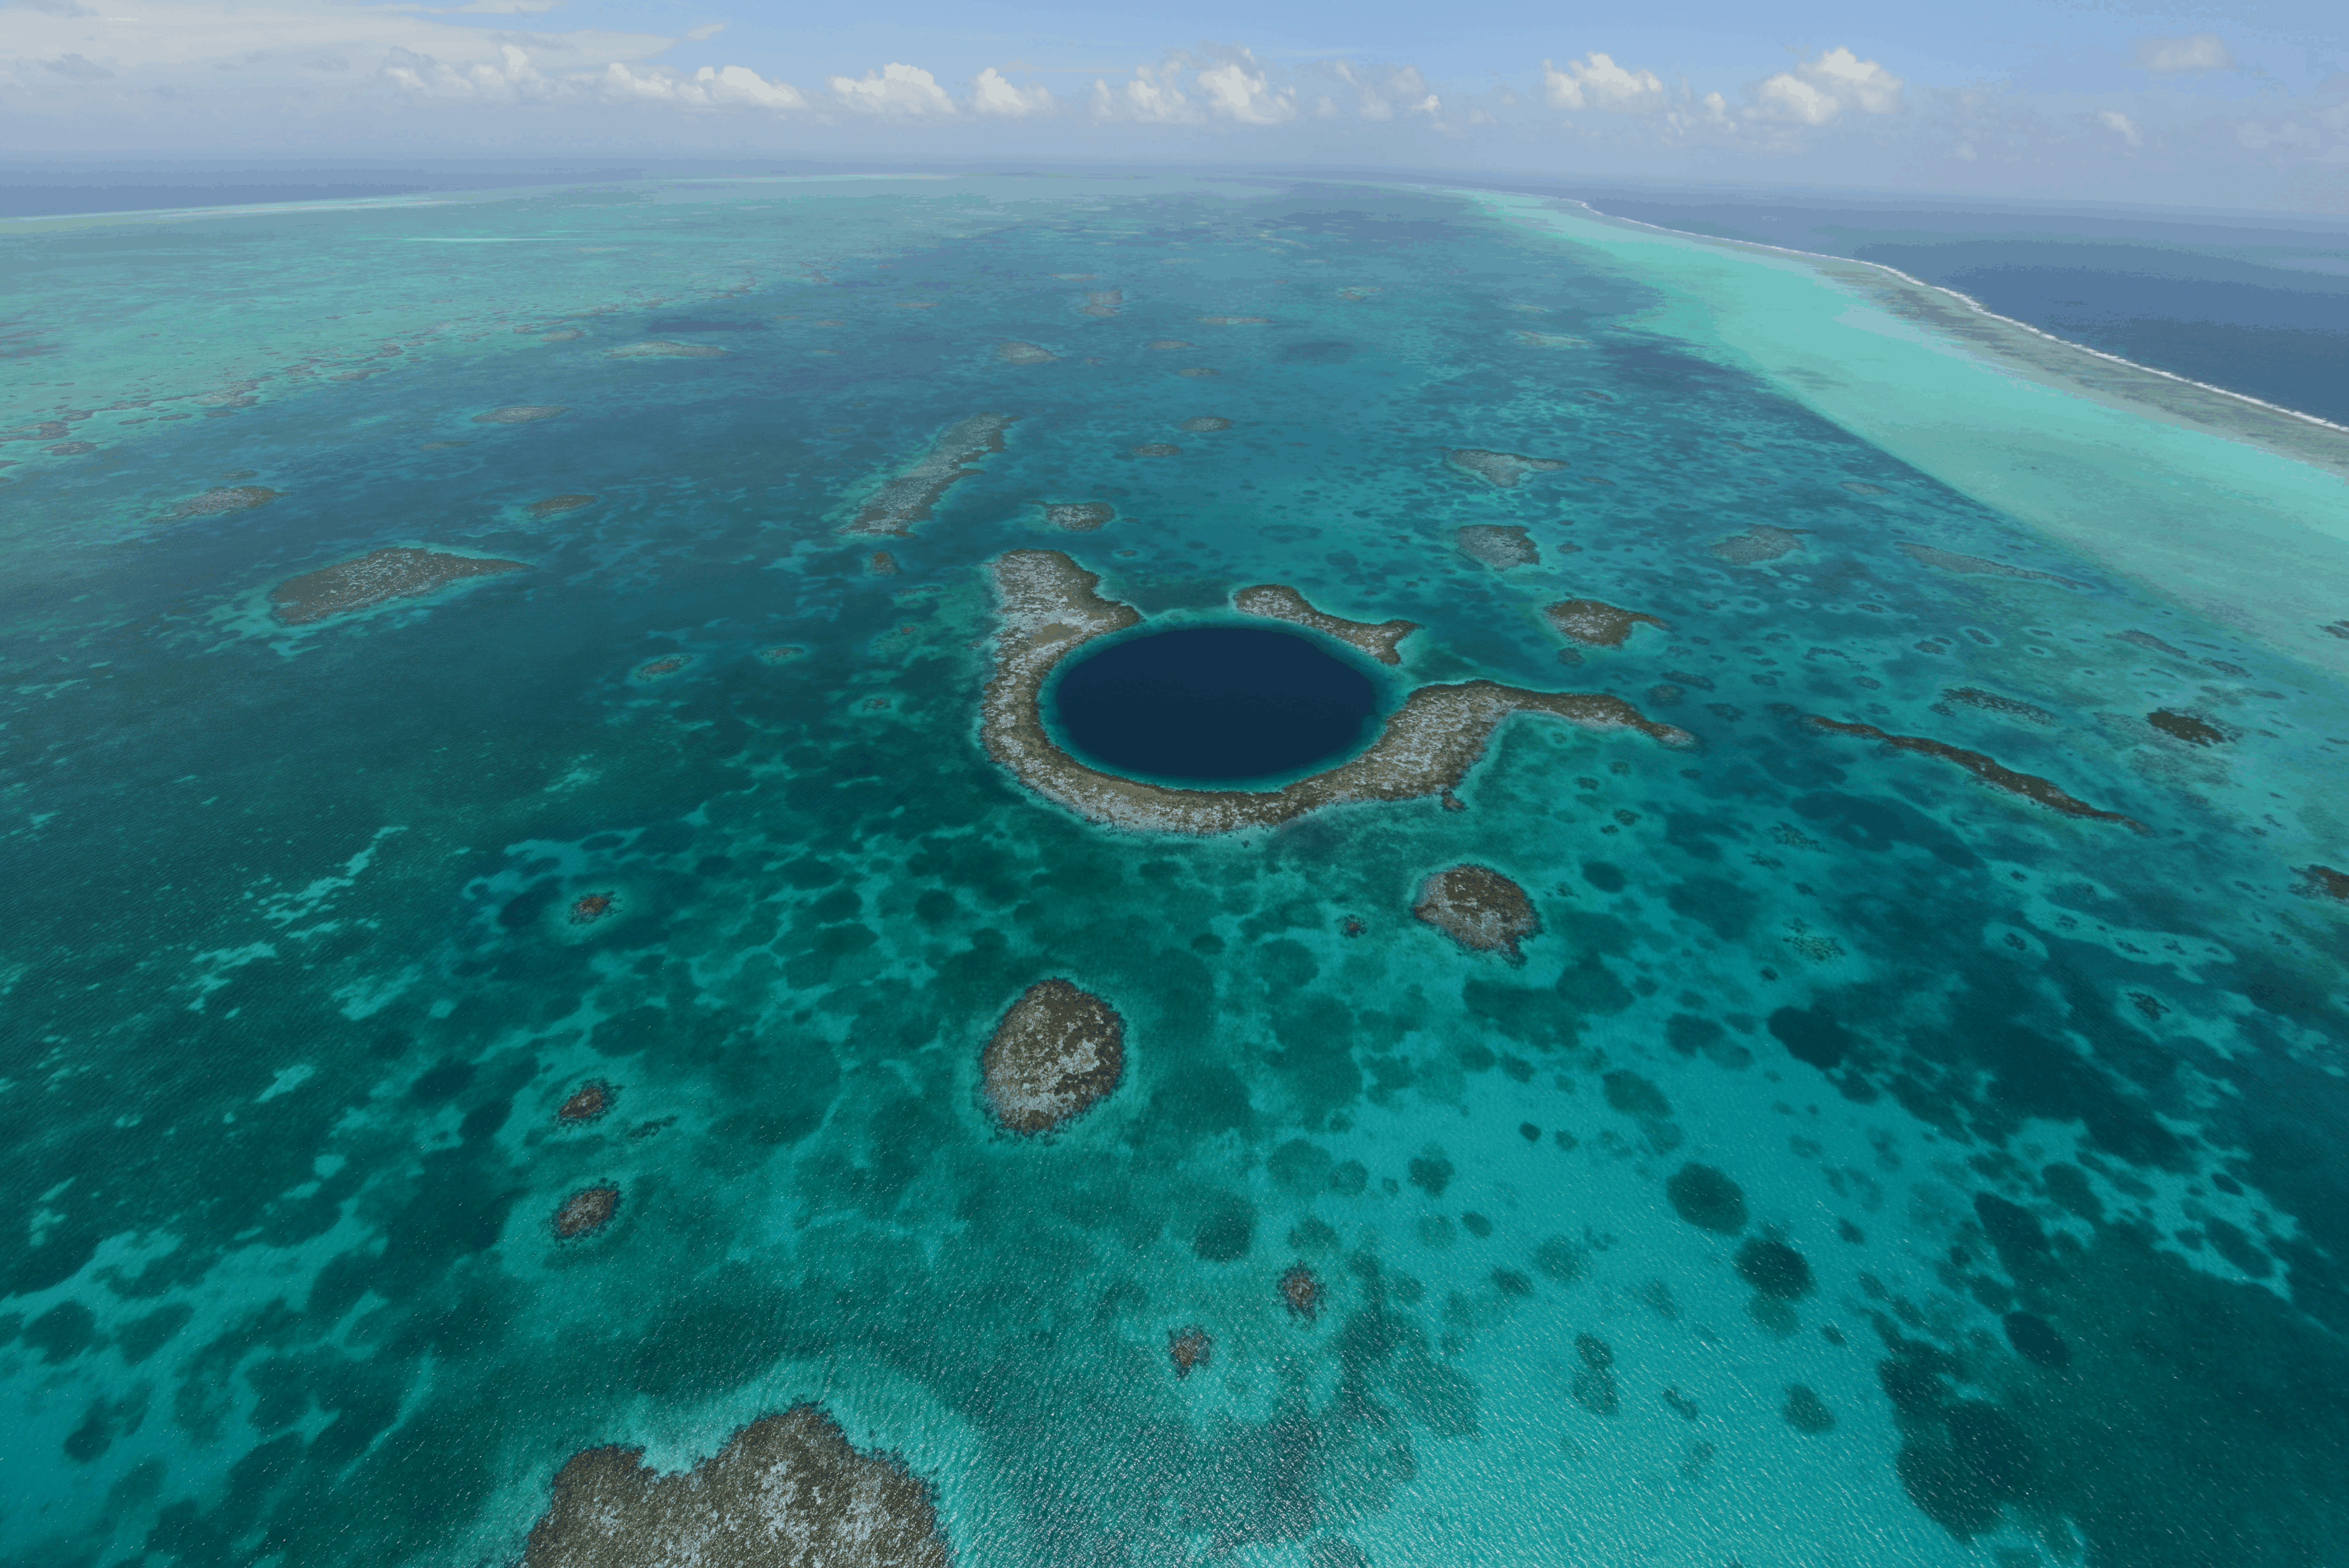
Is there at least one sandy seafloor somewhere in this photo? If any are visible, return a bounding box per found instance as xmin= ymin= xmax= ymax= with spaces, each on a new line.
xmin=3 ymin=171 xmax=2348 ymax=1568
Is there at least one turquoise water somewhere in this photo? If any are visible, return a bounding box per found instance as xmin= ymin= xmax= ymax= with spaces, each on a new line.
xmin=4 ymin=173 xmax=2348 ymax=1567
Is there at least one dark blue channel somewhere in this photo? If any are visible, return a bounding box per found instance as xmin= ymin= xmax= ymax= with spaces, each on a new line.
xmin=1051 ymin=627 xmax=1381 ymax=783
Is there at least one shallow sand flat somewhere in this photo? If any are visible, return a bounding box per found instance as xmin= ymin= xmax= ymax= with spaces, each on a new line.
xmin=1479 ymin=189 xmax=2349 ymax=674
xmin=983 ymin=550 xmax=1691 ymax=835
xmin=842 ymin=413 xmax=1016 ymax=537
xmin=271 ymin=547 xmax=527 ymax=625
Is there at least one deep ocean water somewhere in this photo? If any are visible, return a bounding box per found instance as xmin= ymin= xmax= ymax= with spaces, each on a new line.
xmin=3 ymin=172 xmax=2348 ymax=1568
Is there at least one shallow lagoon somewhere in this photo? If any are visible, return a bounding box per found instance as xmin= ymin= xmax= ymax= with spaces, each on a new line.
xmin=2 ymin=172 xmax=2347 ymax=1568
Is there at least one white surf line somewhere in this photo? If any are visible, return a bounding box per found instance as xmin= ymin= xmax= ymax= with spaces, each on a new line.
xmin=1543 ymin=193 xmax=2349 ymax=439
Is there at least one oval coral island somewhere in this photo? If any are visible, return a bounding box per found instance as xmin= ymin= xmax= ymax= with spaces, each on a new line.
xmin=982 ymin=978 xmax=1125 ymax=1134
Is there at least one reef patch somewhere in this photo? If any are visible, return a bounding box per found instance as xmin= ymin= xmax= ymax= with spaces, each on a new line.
xmin=1280 ymin=1264 xmax=1324 ymax=1321
xmin=271 ymin=548 xmax=526 ymax=626
xmin=1232 ymin=584 xmax=1418 ymax=665
xmin=1544 ymin=598 xmax=1669 ymax=648
xmin=1937 ymin=688 xmax=2057 ymax=726
xmin=842 ymin=413 xmax=1015 ymax=538
xmin=1804 ymin=716 xmax=2146 ymax=830
xmin=606 ymin=341 xmax=726 ymax=359
xmin=1177 ymin=416 xmax=1231 ymax=433
xmin=529 ymin=494 xmax=597 ymax=517
xmin=1456 ymin=525 xmax=1539 ymax=570
xmin=553 ymin=1185 xmax=620 ymax=1239
xmin=1899 ymin=541 xmax=2081 ymax=588
xmin=1708 ymin=526 xmax=1807 ymax=565
xmin=1042 ymin=503 xmax=1115 ymax=533
xmin=524 ymin=1404 xmax=948 ymax=1568
xmin=2148 ymin=709 xmax=2229 ymax=746
xmin=1446 ymin=449 xmax=1567 ymax=488
xmin=472 ymin=406 xmax=567 ymax=424
xmin=984 ymin=552 xmax=1692 ymax=835
xmin=558 ymin=1082 xmax=613 ymax=1122
xmin=1413 ymin=866 xmax=1538 ymax=958
xmin=995 ymin=341 xmax=1057 ymax=364
xmin=170 ymin=485 xmax=279 ymax=519
xmin=982 ymin=978 xmax=1126 ymax=1135
xmin=1169 ymin=1326 xmax=1212 ymax=1377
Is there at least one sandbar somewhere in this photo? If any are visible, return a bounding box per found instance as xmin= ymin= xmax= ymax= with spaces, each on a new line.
xmin=982 ymin=978 xmax=1125 ymax=1134
xmin=271 ymin=547 xmax=526 ymax=625
xmin=1545 ymin=598 xmax=1669 ymax=648
xmin=525 ymin=1405 xmax=947 ymax=1568
xmin=842 ymin=413 xmax=1015 ymax=537
xmin=1233 ymin=584 xmax=1418 ymax=665
xmin=982 ymin=551 xmax=1692 ymax=835
xmin=1447 ymin=449 xmax=1568 ymax=487
xmin=1805 ymin=715 xmax=2145 ymax=830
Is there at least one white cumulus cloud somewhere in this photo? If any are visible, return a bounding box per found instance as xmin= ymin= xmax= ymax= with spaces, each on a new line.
xmin=1091 ymin=62 xmax=1199 ymax=123
xmin=595 ymin=60 xmax=806 ymax=110
xmin=388 ymin=43 xmax=547 ymax=100
xmin=2135 ymin=34 xmax=2234 ymax=76
xmin=1754 ymin=46 xmax=1902 ymax=125
xmin=829 ymin=61 xmax=954 ymax=115
xmin=1543 ymin=53 xmax=1665 ymax=113
xmin=2099 ymin=109 xmax=2142 ymax=145
xmin=970 ymin=66 xmax=1052 ymax=117
xmin=1197 ymin=49 xmax=1294 ymax=123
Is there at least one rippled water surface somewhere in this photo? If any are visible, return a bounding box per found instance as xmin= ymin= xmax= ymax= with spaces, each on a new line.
xmin=4 ymin=172 xmax=2347 ymax=1568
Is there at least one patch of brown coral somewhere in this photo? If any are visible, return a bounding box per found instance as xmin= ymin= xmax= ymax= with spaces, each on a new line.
xmin=1544 ymin=598 xmax=1669 ymax=648
xmin=1898 ymin=541 xmax=2081 ymax=588
xmin=271 ymin=547 xmax=526 ymax=626
xmin=1168 ymin=1325 xmax=1212 ymax=1377
xmin=1414 ymin=865 xmax=1539 ymax=957
xmin=842 ymin=413 xmax=1015 ymax=538
xmin=1233 ymin=584 xmax=1419 ymax=665
xmin=473 ymin=405 xmax=568 ymax=424
xmin=1805 ymin=716 xmax=2146 ymax=830
xmin=1708 ymin=526 xmax=1807 ymax=565
xmin=2148 ymin=709 xmax=2229 ymax=746
xmin=530 ymin=494 xmax=597 ymax=517
xmin=1446 ymin=449 xmax=1568 ymax=488
xmin=553 ymin=1185 xmax=620 ymax=1239
xmin=1455 ymin=524 xmax=1539 ymax=570
xmin=171 ymin=485 xmax=280 ymax=518
xmin=982 ymin=978 xmax=1126 ymax=1134
xmin=982 ymin=551 xmax=1692 ymax=836
xmin=2294 ymin=866 xmax=2349 ymax=902
xmin=523 ymin=1404 xmax=948 ymax=1568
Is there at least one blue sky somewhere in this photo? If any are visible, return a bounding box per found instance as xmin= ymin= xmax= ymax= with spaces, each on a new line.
xmin=6 ymin=0 xmax=2348 ymax=209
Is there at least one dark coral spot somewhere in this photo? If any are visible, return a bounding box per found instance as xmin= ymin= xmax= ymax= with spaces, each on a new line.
xmin=1735 ymin=1239 xmax=1815 ymax=1299
xmin=1666 ymin=1163 xmax=1748 ymax=1233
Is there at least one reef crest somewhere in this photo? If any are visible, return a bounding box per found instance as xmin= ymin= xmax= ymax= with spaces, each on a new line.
xmin=982 ymin=551 xmax=1691 ymax=835
xmin=1233 ymin=584 xmax=1418 ymax=665
xmin=843 ymin=413 xmax=1015 ymax=538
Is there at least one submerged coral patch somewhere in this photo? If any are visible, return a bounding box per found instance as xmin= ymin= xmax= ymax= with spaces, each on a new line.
xmin=1042 ymin=502 xmax=1115 ymax=532
xmin=1456 ymin=525 xmax=1539 ymax=570
xmin=843 ymin=413 xmax=1015 ymax=537
xmin=1899 ymin=541 xmax=2081 ymax=587
xmin=553 ymin=1185 xmax=620 ymax=1239
xmin=472 ymin=405 xmax=568 ymax=423
xmin=1708 ymin=525 xmax=1807 ymax=564
xmin=1445 ymin=448 xmax=1568 ymax=487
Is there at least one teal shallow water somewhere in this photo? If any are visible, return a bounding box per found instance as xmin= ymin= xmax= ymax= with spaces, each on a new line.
xmin=3 ymin=174 xmax=2347 ymax=1568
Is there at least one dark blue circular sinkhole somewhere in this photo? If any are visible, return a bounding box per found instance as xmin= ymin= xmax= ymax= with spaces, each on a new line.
xmin=1051 ymin=626 xmax=1384 ymax=784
